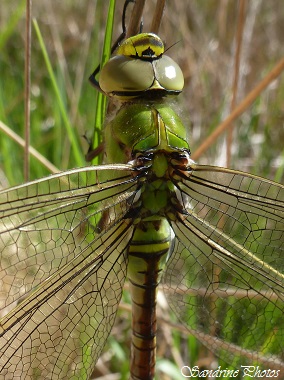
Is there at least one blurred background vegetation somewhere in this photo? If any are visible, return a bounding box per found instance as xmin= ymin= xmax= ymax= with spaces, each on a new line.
xmin=0 ymin=1 xmax=283 ymax=379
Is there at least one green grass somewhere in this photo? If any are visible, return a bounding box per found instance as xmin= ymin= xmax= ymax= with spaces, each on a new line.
xmin=0 ymin=1 xmax=284 ymax=379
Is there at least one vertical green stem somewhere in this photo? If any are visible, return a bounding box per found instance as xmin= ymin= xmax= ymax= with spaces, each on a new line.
xmin=92 ymin=0 xmax=116 ymax=165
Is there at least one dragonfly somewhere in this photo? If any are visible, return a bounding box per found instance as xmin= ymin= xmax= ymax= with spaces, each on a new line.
xmin=1 ymin=5 xmax=284 ymax=380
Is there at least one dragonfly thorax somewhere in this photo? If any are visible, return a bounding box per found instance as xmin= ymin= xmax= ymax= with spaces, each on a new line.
xmin=104 ymin=102 xmax=190 ymax=165
xmin=126 ymin=149 xmax=193 ymax=224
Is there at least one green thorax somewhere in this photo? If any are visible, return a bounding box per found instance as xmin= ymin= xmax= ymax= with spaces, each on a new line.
xmin=104 ymin=101 xmax=189 ymax=218
xmin=104 ymin=101 xmax=189 ymax=164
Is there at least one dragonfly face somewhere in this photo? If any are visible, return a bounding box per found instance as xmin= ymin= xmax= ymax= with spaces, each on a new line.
xmin=1 ymin=30 xmax=284 ymax=380
xmin=99 ymin=33 xmax=184 ymax=99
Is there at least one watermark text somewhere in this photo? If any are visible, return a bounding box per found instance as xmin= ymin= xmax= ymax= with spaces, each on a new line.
xmin=181 ymin=365 xmax=281 ymax=378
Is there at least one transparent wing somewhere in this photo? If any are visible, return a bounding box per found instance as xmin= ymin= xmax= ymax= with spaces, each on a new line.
xmin=163 ymin=165 xmax=284 ymax=369
xmin=0 ymin=164 xmax=137 ymax=379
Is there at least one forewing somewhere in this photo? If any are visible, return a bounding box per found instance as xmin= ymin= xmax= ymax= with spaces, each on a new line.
xmin=0 ymin=165 xmax=137 ymax=379
xmin=163 ymin=165 xmax=284 ymax=369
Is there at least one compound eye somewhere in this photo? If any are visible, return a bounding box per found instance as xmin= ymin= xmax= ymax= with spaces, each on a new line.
xmin=154 ymin=55 xmax=184 ymax=92
xmin=99 ymin=56 xmax=155 ymax=94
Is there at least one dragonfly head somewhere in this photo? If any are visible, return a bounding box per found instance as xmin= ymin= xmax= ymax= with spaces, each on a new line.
xmin=99 ymin=33 xmax=184 ymax=101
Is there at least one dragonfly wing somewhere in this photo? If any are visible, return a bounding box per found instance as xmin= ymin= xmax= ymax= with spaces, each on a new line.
xmin=0 ymin=165 xmax=137 ymax=378
xmin=162 ymin=165 xmax=284 ymax=368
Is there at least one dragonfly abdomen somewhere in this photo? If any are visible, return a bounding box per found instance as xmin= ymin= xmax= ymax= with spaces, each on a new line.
xmin=127 ymin=218 xmax=173 ymax=380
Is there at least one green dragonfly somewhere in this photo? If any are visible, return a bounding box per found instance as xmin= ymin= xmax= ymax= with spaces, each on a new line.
xmin=1 ymin=8 xmax=284 ymax=380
